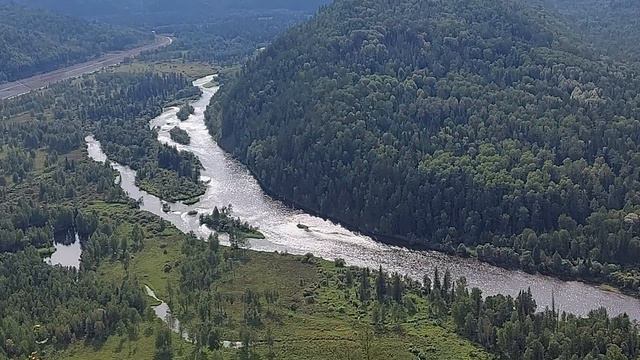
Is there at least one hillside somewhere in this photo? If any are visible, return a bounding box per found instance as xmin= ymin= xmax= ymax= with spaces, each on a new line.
xmin=0 ymin=5 xmax=149 ymax=83
xmin=0 ymin=0 xmax=330 ymax=25
xmin=208 ymin=0 xmax=640 ymax=292
xmin=540 ymin=0 xmax=640 ymax=60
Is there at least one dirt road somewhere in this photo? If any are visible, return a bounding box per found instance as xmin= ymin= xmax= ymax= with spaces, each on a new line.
xmin=0 ymin=35 xmax=172 ymax=100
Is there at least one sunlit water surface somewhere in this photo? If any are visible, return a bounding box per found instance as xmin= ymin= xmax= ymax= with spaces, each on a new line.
xmin=84 ymin=75 xmax=640 ymax=320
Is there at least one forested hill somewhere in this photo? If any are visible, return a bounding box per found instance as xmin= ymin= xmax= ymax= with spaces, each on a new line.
xmin=0 ymin=0 xmax=330 ymax=25
xmin=0 ymin=5 xmax=149 ymax=83
xmin=539 ymin=0 xmax=640 ymax=60
xmin=208 ymin=0 xmax=640 ymax=291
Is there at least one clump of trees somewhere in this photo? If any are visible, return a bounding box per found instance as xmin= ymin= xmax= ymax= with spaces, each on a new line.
xmin=174 ymin=233 xmax=227 ymax=351
xmin=0 ymin=158 xmax=124 ymax=253
xmin=176 ymin=104 xmax=194 ymax=121
xmin=199 ymin=205 xmax=263 ymax=239
xmin=169 ymin=126 xmax=190 ymax=145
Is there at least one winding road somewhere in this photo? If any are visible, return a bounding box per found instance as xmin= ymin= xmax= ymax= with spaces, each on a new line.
xmin=0 ymin=35 xmax=172 ymax=100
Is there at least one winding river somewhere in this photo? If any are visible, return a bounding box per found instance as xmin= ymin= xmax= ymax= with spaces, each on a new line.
xmin=86 ymin=75 xmax=640 ymax=320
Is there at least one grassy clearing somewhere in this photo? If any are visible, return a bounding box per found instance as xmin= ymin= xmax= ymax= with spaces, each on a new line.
xmin=211 ymin=252 xmax=489 ymax=359
xmin=87 ymin=201 xmax=490 ymax=359
xmin=55 ymin=321 xmax=203 ymax=360
xmin=88 ymin=201 xmax=185 ymax=299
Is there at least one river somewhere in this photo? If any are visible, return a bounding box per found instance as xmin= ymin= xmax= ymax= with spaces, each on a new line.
xmin=85 ymin=75 xmax=640 ymax=320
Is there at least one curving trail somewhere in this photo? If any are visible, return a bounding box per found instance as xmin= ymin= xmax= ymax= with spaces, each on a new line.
xmin=0 ymin=35 xmax=172 ymax=100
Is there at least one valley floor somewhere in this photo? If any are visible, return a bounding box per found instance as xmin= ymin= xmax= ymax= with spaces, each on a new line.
xmin=61 ymin=201 xmax=490 ymax=359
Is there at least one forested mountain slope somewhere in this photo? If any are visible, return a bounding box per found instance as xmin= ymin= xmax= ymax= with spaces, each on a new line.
xmin=0 ymin=5 xmax=149 ymax=83
xmin=208 ymin=0 xmax=640 ymax=290
xmin=0 ymin=0 xmax=330 ymax=25
xmin=539 ymin=0 xmax=640 ymax=60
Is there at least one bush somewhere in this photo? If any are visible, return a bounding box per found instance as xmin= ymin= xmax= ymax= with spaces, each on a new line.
xmin=301 ymin=252 xmax=314 ymax=263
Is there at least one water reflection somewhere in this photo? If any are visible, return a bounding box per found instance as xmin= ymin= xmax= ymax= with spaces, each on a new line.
xmin=46 ymin=232 xmax=82 ymax=269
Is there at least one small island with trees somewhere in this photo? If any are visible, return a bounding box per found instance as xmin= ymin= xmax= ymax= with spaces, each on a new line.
xmin=199 ymin=205 xmax=264 ymax=239
xmin=176 ymin=104 xmax=194 ymax=121
xmin=169 ymin=126 xmax=190 ymax=145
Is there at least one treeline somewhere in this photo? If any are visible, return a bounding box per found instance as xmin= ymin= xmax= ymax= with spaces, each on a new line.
xmin=539 ymin=0 xmax=640 ymax=61
xmin=363 ymin=265 xmax=640 ymax=360
xmin=0 ymin=4 xmax=149 ymax=83
xmin=0 ymin=0 xmax=329 ymax=25
xmin=142 ymin=13 xmax=314 ymax=64
xmin=208 ymin=0 xmax=640 ymax=291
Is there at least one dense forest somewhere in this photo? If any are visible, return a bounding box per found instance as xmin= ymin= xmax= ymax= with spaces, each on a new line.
xmin=0 ymin=0 xmax=329 ymax=25
xmin=0 ymin=5 xmax=149 ymax=83
xmin=208 ymin=0 xmax=640 ymax=292
xmin=141 ymin=12 xmax=315 ymax=65
xmin=0 ymin=249 xmax=148 ymax=358
xmin=539 ymin=0 xmax=640 ymax=61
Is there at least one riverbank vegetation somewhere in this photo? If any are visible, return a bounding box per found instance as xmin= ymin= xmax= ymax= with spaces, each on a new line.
xmin=86 ymin=201 xmax=640 ymax=360
xmin=90 ymin=204 xmax=490 ymax=359
xmin=208 ymin=0 xmax=640 ymax=295
xmin=0 ymin=249 xmax=149 ymax=359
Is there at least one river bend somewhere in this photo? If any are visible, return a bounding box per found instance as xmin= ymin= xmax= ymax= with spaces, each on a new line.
xmin=85 ymin=75 xmax=640 ymax=320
